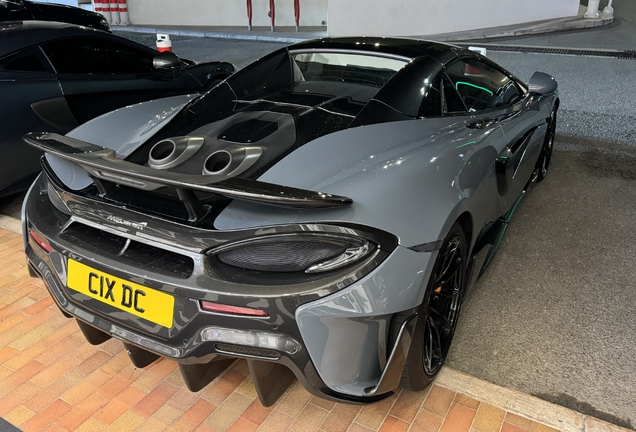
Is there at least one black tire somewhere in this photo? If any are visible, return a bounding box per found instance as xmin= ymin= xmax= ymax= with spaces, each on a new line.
xmin=537 ymin=108 xmax=557 ymax=182
xmin=399 ymin=222 xmax=469 ymax=390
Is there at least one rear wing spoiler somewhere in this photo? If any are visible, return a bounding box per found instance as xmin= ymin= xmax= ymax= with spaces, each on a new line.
xmin=24 ymin=133 xmax=352 ymax=219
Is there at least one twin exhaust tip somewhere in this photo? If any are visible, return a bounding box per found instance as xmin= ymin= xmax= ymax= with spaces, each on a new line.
xmin=203 ymin=150 xmax=232 ymax=175
xmin=148 ymin=136 xmax=261 ymax=177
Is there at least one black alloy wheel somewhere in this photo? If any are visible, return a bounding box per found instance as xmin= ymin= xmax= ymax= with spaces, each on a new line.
xmin=423 ymin=232 xmax=467 ymax=376
xmin=538 ymin=109 xmax=557 ymax=182
xmin=399 ymin=222 xmax=468 ymax=390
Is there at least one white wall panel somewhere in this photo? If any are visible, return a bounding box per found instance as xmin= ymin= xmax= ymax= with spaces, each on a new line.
xmin=128 ymin=0 xmax=327 ymax=27
xmin=327 ymin=0 xmax=580 ymax=37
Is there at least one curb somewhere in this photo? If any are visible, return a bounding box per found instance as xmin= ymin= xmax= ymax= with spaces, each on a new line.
xmin=436 ymin=15 xmax=614 ymax=42
xmin=113 ymin=26 xmax=308 ymax=43
xmin=435 ymin=367 xmax=630 ymax=432
xmin=0 ymin=215 xmax=20 ymax=235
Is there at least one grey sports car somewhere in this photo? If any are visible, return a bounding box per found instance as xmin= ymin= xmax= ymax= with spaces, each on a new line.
xmin=22 ymin=37 xmax=559 ymax=406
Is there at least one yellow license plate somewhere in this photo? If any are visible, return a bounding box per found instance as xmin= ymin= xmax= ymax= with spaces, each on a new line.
xmin=67 ymin=259 xmax=174 ymax=328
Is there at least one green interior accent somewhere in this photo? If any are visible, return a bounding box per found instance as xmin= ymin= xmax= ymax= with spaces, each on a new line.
xmin=456 ymin=81 xmax=494 ymax=96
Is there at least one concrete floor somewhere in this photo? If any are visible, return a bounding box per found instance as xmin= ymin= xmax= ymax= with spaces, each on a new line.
xmin=2 ymin=17 xmax=636 ymax=430
xmin=448 ymin=138 xmax=636 ymax=430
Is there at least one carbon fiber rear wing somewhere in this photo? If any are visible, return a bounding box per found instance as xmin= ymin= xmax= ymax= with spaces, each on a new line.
xmin=24 ymin=133 xmax=352 ymax=220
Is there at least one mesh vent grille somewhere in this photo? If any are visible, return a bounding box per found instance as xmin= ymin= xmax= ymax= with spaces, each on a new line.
xmin=60 ymin=223 xmax=194 ymax=279
xmin=218 ymin=241 xmax=346 ymax=272
xmin=218 ymin=119 xmax=278 ymax=143
xmin=215 ymin=343 xmax=280 ymax=359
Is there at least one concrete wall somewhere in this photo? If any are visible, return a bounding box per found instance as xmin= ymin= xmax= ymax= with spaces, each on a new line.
xmin=327 ymin=0 xmax=580 ymax=37
xmin=127 ymin=0 xmax=328 ymax=27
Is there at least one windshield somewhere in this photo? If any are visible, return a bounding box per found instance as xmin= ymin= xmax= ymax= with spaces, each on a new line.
xmin=291 ymin=52 xmax=407 ymax=88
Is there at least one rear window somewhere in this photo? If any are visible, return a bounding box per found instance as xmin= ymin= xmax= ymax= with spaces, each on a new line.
xmin=292 ymin=52 xmax=407 ymax=88
xmin=42 ymin=37 xmax=155 ymax=74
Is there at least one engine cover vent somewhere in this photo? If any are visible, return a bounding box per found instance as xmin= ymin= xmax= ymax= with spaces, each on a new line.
xmin=218 ymin=119 xmax=278 ymax=144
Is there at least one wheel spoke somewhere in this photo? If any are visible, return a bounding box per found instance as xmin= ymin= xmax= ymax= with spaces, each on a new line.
xmin=435 ymin=240 xmax=460 ymax=282
xmin=429 ymin=306 xmax=454 ymax=331
xmin=425 ymin=316 xmax=443 ymax=372
xmin=424 ymin=323 xmax=434 ymax=371
xmin=436 ymin=256 xmax=464 ymax=286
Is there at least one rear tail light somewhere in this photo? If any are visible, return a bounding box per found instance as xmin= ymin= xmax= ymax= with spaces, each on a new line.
xmin=29 ymin=230 xmax=52 ymax=253
xmin=209 ymin=234 xmax=374 ymax=274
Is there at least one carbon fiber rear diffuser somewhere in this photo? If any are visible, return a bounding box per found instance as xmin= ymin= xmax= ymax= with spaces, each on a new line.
xmin=73 ymin=318 xmax=296 ymax=406
xmin=124 ymin=343 xmax=160 ymax=368
xmin=248 ymin=360 xmax=296 ymax=407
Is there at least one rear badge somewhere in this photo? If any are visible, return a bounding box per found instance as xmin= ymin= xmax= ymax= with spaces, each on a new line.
xmin=106 ymin=215 xmax=148 ymax=231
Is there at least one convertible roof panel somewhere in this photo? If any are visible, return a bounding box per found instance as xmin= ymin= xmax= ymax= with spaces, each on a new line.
xmin=289 ymin=37 xmax=464 ymax=64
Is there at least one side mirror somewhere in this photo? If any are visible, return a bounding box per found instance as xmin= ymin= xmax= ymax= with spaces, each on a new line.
xmin=153 ymin=52 xmax=180 ymax=70
xmin=528 ymin=72 xmax=558 ymax=95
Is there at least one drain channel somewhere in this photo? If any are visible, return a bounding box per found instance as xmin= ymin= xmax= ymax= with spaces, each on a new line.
xmin=454 ymin=44 xmax=636 ymax=60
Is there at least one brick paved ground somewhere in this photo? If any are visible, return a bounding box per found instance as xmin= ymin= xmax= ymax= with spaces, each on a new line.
xmin=0 ymin=226 xmax=623 ymax=432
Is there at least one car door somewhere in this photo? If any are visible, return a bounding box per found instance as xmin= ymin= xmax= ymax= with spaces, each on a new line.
xmin=445 ymin=57 xmax=544 ymax=211
xmin=40 ymin=36 xmax=201 ymax=124
xmin=0 ymin=46 xmax=70 ymax=195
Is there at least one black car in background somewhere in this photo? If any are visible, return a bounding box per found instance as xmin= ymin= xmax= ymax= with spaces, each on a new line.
xmin=0 ymin=21 xmax=234 ymax=197
xmin=0 ymin=0 xmax=110 ymax=31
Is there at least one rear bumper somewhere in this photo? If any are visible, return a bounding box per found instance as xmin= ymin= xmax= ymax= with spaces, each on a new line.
xmin=23 ymin=174 xmax=437 ymax=405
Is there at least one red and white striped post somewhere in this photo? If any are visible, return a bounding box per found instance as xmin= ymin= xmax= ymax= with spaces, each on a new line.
xmin=118 ymin=0 xmax=129 ymax=25
xmin=109 ymin=0 xmax=119 ymax=25
xmin=92 ymin=0 xmax=102 ymax=14
xmin=246 ymin=0 xmax=252 ymax=31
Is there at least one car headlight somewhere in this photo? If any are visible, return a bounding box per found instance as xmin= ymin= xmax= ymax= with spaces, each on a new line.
xmin=208 ymin=234 xmax=374 ymax=274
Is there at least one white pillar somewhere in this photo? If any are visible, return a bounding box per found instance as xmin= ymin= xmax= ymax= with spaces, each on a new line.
xmin=584 ymin=0 xmax=600 ymax=18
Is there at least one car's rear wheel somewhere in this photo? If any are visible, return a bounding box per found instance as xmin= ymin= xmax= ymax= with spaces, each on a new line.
xmin=537 ymin=108 xmax=557 ymax=182
xmin=400 ymin=222 xmax=468 ymax=390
